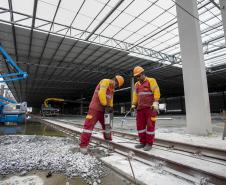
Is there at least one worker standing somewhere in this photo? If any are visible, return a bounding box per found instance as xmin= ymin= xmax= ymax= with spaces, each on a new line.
xmin=80 ymin=75 xmax=124 ymax=154
xmin=131 ymin=66 xmax=160 ymax=151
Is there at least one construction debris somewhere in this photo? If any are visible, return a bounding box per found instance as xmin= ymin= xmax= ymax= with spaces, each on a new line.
xmin=0 ymin=135 xmax=105 ymax=184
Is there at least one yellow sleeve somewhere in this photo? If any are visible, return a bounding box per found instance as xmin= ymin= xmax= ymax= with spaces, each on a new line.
xmin=132 ymin=82 xmax=138 ymax=106
xmin=109 ymin=96 xmax=113 ymax=107
xmin=148 ymin=78 xmax=160 ymax=101
xmin=98 ymin=79 xmax=110 ymax=106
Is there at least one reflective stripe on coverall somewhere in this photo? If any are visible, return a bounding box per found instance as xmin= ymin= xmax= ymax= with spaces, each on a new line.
xmin=132 ymin=77 xmax=160 ymax=145
xmin=80 ymin=79 xmax=114 ymax=148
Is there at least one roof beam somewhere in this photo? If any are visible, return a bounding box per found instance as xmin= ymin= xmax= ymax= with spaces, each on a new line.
xmin=35 ymin=22 xmax=51 ymax=29
xmin=29 ymin=0 xmax=62 ymax=98
xmin=209 ymin=0 xmax=221 ymax=9
xmin=0 ymin=7 xmax=178 ymax=63
xmin=14 ymin=16 xmax=30 ymax=23
xmin=7 ymin=0 xmax=22 ymax=101
xmin=32 ymin=0 xmax=86 ymax=93
xmin=0 ymin=9 xmax=9 ymax=14
xmin=25 ymin=0 xmax=38 ymax=99
xmin=85 ymin=0 xmax=125 ymax=40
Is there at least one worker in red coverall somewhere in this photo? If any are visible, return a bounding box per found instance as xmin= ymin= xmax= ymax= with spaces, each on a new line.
xmin=131 ymin=66 xmax=160 ymax=151
xmin=79 ymin=75 xmax=124 ymax=154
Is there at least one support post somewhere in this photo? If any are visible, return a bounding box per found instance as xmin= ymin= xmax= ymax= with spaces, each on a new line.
xmin=176 ymin=0 xmax=212 ymax=135
xmin=220 ymin=0 xmax=226 ymax=43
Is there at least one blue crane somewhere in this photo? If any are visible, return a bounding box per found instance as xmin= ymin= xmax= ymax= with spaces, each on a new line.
xmin=0 ymin=44 xmax=28 ymax=124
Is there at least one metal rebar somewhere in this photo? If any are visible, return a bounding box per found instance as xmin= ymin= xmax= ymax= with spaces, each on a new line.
xmin=128 ymin=159 xmax=136 ymax=184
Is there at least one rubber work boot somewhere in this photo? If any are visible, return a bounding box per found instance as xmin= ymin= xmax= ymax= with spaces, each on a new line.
xmin=80 ymin=147 xmax=88 ymax=154
xmin=143 ymin=144 xmax=152 ymax=151
xmin=134 ymin=143 xmax=145 ymax=149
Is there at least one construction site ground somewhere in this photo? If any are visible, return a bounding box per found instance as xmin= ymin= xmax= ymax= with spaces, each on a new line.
xmin=55 ymin=114 xmax=226 ymax=150
xmin=0 ymin=114 xmax=226 ymax=185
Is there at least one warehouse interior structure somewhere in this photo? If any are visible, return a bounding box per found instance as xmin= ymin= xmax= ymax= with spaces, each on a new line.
xmin=0 ymin=0 xmax=226 ymax=134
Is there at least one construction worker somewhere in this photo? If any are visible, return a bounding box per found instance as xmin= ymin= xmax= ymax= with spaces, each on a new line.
xmin=131 ymin=66 xmax=160 ymax=151
xmin=79 ymin=75 xmax=124 ymax=154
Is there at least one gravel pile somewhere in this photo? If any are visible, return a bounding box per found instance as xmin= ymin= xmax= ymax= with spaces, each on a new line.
xmin=0 ymin=135 xmax=104 ymax=184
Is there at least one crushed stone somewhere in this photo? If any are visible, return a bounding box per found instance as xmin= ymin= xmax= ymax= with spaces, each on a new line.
xmin=0 ymin=135 xmax=104 ymax=184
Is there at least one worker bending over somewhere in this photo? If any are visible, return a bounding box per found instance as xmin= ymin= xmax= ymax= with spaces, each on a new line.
xmin=80 ymin=75 xmax=124 ymax=153
xmin=131 ymin=66 xmax=160 ymax=151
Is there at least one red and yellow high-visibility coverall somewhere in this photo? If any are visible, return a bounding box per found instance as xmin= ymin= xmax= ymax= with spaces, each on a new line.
xmin=132 ymin=77 xmax=160 ymax=145
xmin=80 ymin=79 xmax=114 ymax=148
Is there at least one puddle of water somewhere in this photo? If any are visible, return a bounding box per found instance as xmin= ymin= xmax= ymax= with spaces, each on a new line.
xmin=0 ymin=171 xmax=87 ymax=185
xmin=0 ymin=122 xmax=66 ymax=136
xmin=0 ymin=170 xmax=130 ymax=185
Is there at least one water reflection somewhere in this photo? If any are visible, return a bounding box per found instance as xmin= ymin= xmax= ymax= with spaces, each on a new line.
xmin=0 ymin=122 xmax=65 ymax=137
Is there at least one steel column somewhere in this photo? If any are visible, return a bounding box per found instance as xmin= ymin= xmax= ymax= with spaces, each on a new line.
xmin=220 ymin=0 xmax=226 ymax=43
xmin=176 ymin=0 xmax=212 ymax=135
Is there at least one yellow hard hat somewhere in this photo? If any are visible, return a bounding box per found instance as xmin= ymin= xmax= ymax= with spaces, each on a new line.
xmin=133 ymin=66 xmax=144 ymax=76
xmin=115 ymin=75 xmax=124 ymax=87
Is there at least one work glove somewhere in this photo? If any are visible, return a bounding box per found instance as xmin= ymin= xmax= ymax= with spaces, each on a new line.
xmin=152 ymin=101 xmax=159 ymax=111
xmin=130 ymin=105 xmax=136 ymax=111
xmin=104 ymin=106 xmax=113 ymax=113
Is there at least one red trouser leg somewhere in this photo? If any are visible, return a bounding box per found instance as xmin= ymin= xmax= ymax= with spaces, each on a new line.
xmin=136 ymin=109 xmax=146 ymax=144
xmin=146 ymin=108 xmax=157 ymax=144
xmin=99 ymin=112 xmax=112 ymax=140
xmin=79 ymin=109 xmax=99 ymax=148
